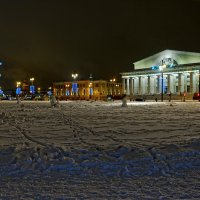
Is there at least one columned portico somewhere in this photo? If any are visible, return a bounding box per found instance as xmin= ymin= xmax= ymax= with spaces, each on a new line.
xmin=121 ymin=49 xmax=200 ymax=98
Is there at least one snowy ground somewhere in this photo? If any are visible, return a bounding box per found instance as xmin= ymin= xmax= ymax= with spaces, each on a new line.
xmin=0 ymin=100 xmax=200 ymax=199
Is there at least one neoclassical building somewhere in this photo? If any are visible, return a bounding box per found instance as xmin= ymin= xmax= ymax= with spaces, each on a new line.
xmin=53 ymin=79 xmax=122 ymax=100
xmin=121 ymin=50 xmax=200 ymax=96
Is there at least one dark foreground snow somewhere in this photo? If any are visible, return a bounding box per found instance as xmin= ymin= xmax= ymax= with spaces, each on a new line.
xmin=0 ymin=100 xmax=200 ymax=199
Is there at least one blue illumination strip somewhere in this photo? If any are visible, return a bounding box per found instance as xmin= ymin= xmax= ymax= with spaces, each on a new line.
xmin=0 ymin=89 xmax=3 ymax=95
xmin=47 ymin=91 xmax=52 ymax=96
xmin=90 ymin=88 xmax=93 ymax=95
xmin=72 ymin=83 xmax=78 ymax=93
xmin=30 ymin=85 xmax=35 ymax=94
xmin=16 ymin=87 xmax=21 ymax=95
xmin=66 ymin=90 xmax=70 ymax=96
xmin=151 ymin=66 xmax=159 ymax=70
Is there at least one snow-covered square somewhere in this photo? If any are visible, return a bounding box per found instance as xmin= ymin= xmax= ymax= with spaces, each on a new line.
xmin=0 ymin=100 xmax=200 ymax=199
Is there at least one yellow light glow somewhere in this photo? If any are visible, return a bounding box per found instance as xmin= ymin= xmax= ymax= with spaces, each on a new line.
xmin=16 ymin=81 xmax=21 ymax=87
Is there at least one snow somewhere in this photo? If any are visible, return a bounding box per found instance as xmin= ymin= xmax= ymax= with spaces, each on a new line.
xmin=0 ymin=100 xmax=200 ymax=199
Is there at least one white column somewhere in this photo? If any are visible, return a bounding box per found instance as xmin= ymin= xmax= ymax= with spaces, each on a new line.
xmin=150 ymin=76 xmax=156 ymax=94
xmin=157 ymin=75 xmax=161 ymax=94
xmin=147 ymin=76 xmax=150 ymax=94
xmin=178 ymin=73 xmax=184 ymax=93
xmin=126 ymin=78 xmax=130 ymax=95
xmin=141 ymin=77 xmax=145 ymax=94
xmin=141 ymin=77 xmax=146 ymax=94
xmin=184 ymin=73 xmax=188 ymax=92
xmin=167 ymin=74 xmax=170 ymax=93
xmin=122 ymin=78 xmax=126 ymax=94
xmin=190 ymin=72 xmax=194 ymax=93
xmin=144 ymin=77 xmax=147 ymax=94
xmin=194 ymin=73 xmax=198 ymax=93
xmin=130 ymin=78 xmax=133 ymax=95
xmin=171 ymin=75 xmax=176 ymax=93
xmin=134 ymin=78 xmax=139 ymax=94
xmin=139 ymin=77 xmax=142 ymax=95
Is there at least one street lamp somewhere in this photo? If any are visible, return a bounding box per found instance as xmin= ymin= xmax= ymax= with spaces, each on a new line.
xmin=30 ymin=77 xmax=35 ymax=94
xmin=159 ymin=65 xmax=166 ymax=102
xmin=72 ymin=73 xmax=78 ymax=96
xmin=115 ymin=84 xmax=119 ymax=95
xmin=89 ymin=82 xmax=93 ymax=98
xmin=72 ymin=73 xmax=78 ymax=80
xmin=110 ymin=78 xmax=116 ymax=95
xmin=30 ymin=77 xmax=34 ymax=85
xmin=16 ymin=82 xmax=21 ymax=95
xmin=16 ymin=81 xmax=21 ymax=88
xmin=65 ymin=84 xmax=70 ymax=96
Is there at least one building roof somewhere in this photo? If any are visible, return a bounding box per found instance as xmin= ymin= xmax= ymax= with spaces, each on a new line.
xmin=133 ymin=49 xmax=200 ymax=70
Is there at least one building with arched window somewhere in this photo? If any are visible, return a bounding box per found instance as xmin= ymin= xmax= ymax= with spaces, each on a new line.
xmin=121 ymin=50 xmax=200 ymax=99
xmin=53 ymin=80 xmax=122 ymax=100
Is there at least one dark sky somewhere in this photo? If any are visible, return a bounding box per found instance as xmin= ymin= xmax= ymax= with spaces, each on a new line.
xmin=0 ymin=0 xmax=200 ymax=89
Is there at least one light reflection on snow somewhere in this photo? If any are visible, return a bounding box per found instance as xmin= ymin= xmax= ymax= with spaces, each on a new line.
xmin=0 ymin=100 xmax=200 ymax=199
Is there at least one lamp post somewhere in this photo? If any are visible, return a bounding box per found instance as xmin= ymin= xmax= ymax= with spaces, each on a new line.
xmin=65 ymin=84 xmax=70 ymax=96
xmin=48 ymin=87 xmax=52 ymax=96
xmin=115 ymin=84 xmax=119 ymax=95
xmin=16 ymin=82 xmax=21 ymax=88
xmin=89 ymin=82 xmax=93 ymax=99
xmin=159 ymin=65 xmax=166 ymax=102
xmin=16 ymin=81 xmax=21 ymax=96
xmin=29 ymin=77 xmax=35 ymax=94
xmin=72 ymin=73 xmax=78 ymax=96
xmin=89 ymin=74 xmax=93 ymax=99
xmin=110 ymin=78 xmax=116 ymax=95
xmin=30 ymin=77 xmax=34 ymax=85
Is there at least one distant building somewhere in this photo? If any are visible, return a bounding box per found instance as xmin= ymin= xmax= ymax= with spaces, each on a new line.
xmin=53 ymin=79 xmax=122 ymax=100
xmin=121 ymin=50 xmax=200 ymax=97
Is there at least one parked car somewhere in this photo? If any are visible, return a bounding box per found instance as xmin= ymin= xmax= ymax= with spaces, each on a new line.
xmin=193 ymin=93 xmax=200 ymax=101
xmin=0 ymin=95 xmax=16 ymax=100
xmin=23 ymin=95 xmax=35 ymax=100
xmin=135 ymin=97 xmax=145 ymax=101
xmin=34 ymin=95 xmax=45 ymax=101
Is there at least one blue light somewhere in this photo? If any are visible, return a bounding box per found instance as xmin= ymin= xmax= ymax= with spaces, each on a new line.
xmin=16 ymin=87 xmax=21 ymax=95
xmin=90 ymin=88 xmax=93 ymax=95
xmin=169 ymin=63 xmax=176 ymax=68
xmin=0 ymin=89 xmax=3 ymax=95
xmin=47 ymin=91 xmax=52 ymax=96
xmin=30 ymin=85 xmax=35 ymax=94
xmin=151 ymin=66 xmax=159 ymax=70
xmin=66 ymin=90 xmax=70 ymax=96
xmin=72 ymin=83 xmax=78 ymax=93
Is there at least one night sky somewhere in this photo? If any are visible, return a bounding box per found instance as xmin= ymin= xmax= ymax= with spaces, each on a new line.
xmin=0 ymin=0 xmax=200 ymax=90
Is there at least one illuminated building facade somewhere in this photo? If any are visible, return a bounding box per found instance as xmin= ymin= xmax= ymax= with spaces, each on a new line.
xmin=53 ymin=80 xmax=122 ymax=100
xmin=121 ymin=50 xmax=200 ymax=98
